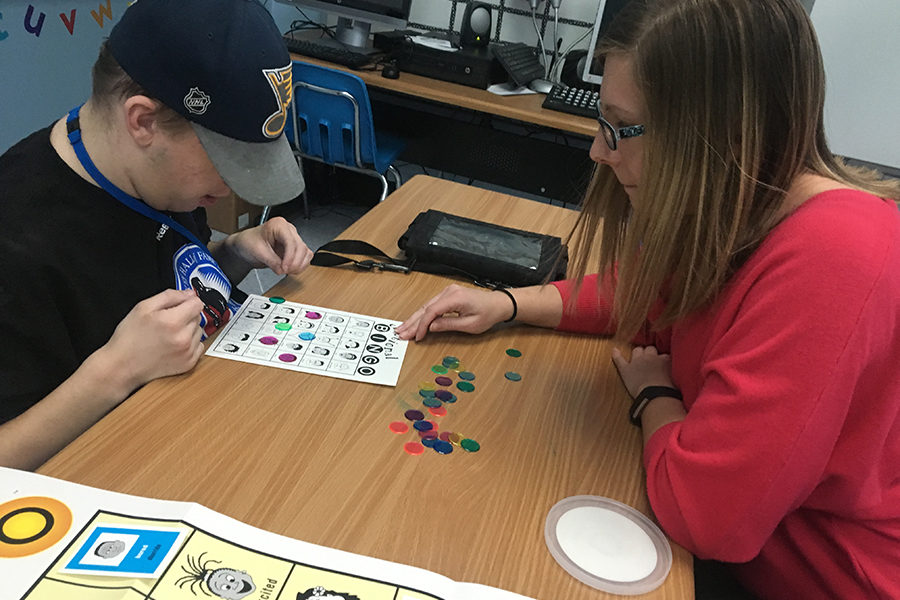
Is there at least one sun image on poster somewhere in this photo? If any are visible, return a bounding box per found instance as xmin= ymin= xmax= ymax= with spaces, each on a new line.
xmin=0 ymin=496 xmax=73 ymax=559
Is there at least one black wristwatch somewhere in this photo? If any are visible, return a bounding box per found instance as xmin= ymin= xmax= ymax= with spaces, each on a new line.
xmin=629 ymin=386 xmax=683 ymax=426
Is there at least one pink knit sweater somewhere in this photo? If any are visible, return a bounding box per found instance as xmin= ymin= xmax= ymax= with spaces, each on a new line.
xmin=552 ymin=189 xmax=900 ymax=599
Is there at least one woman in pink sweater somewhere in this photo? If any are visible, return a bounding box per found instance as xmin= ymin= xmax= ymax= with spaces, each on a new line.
xmin=396 ymin=0 xmax=900 ymax=598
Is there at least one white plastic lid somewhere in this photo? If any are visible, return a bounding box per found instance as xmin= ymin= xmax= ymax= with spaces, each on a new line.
xmin=544 ymin=495 xmax=672 ymax=595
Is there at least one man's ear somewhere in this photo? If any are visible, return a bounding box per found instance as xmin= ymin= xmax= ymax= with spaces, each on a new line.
xmin=122 ymin=95 xmax=161 ymax=147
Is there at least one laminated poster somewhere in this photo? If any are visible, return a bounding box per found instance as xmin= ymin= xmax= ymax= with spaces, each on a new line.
xmin=0 ymin=467 xmax=531 ymax=600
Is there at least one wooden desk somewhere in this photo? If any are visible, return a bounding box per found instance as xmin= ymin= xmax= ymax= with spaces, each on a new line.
xmin=38 ymin=176 xmax=692 ymax=599
xmin=291 ymin=52 xmax=595 ymax=204
xmin=289 ymin=54 xmax=597 ymax=138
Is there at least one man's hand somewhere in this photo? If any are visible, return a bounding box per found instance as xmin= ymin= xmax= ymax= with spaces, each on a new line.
xmin=0 ymin=289 xmax=207 ymax=471
xmin=99 ymin=289 xmax=206 ymax=395
xmin=220 ymin=216 xmax=313 ymax=276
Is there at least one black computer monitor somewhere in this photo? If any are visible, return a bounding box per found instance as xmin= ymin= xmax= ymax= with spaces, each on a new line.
xmin=275 ymin=0 xmax=411 ymax=50
xmin=581 ymin=0 xmax=632 ymax=86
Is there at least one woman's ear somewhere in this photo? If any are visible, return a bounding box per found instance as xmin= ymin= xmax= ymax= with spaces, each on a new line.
xmin=122 ymin=95 xmax=161 ymax=147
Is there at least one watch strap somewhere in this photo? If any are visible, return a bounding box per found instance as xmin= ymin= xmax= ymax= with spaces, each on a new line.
xmin=629 ymin=385 xmax=683 ymax=426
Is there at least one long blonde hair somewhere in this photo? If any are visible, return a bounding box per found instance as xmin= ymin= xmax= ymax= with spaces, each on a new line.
xmin=569 ymin=0 xmax=900 ymax=342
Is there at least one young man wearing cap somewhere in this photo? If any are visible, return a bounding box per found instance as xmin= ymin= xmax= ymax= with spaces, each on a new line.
xmin=0 ymin=0 xmax=313 ymax=470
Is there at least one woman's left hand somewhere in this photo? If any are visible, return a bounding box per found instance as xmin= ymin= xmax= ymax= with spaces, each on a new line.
xmin=223 ymin=216 xmax=313 ymax=275
xmin=611 ymin=346 xmax=676 ymax=398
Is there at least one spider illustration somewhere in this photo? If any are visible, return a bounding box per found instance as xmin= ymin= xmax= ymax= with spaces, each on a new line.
xmin=296 ymin=586 xmax=361 ymax=600
xmin=174 ymin=552 xmax=256 ymax=599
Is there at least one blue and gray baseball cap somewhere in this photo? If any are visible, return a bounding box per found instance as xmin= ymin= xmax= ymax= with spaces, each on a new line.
xmin=108 ymin=0 xmax=303 ymax=206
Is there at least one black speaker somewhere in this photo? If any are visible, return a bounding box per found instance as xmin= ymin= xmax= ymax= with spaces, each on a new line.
xmin=460 ymin=2 xmax=491 ymax=48
xmin=560 ymin=49 xmax=590 ymax=88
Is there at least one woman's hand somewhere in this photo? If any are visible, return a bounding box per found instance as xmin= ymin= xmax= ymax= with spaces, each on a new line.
xmin=396 ymin=284 xmax=516 ymax=341
xmin=611 ymin=345 xmax=675 ymax=398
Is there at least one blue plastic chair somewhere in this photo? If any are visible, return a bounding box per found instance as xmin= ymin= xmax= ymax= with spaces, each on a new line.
xmin=287 ymin=61 xmax=406 ymax=209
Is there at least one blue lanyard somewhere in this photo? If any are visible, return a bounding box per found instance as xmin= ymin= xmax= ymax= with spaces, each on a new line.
xmin=65 ymin=105 xmax=206 ymax=249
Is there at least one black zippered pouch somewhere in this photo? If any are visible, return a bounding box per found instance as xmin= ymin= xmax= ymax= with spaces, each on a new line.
xmin=397 ymin=210 xmax=568 ymax=288
xmin=311 ymin=210 xmax=568 ymax=289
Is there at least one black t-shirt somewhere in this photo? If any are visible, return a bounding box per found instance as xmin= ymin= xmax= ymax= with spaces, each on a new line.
xmin=0 ymin=126 xmax=241 ymax=423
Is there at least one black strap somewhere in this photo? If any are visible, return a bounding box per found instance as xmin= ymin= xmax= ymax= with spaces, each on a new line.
xmin=311 ymin=239 xmax=507 ymax=289
xmin=629 ymin=385 xmax=683 ymax=426
xmin=312 ymin=240 xmax=412 ymax=272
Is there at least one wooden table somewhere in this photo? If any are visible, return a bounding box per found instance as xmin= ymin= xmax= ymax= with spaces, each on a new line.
xmin=39 ymin=176 xmax=693 ymax=599
xmin=288 ymin=39 xmax=596 ymax=205
xmin=289 ymin=54 xmax=597 ymax=138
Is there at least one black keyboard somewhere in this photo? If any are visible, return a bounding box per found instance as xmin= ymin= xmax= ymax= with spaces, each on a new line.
xmin=283 ymin=36 xmax=373 ymax=69
xmin=541 ymin=84 xmax=600 ymax=118
xmin=491 ymin=43 xmax=546 ymax=88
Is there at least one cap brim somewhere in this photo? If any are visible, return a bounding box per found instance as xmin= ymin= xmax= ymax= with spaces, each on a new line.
xmin=192 ymin=123 xmax=304 ymax=206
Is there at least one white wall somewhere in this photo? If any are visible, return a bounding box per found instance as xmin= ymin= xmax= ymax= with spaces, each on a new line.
xmin=269 ymin=0 xmax=322 ymax=32
xmin=0 ymin=0 xmax=590 ymax=153
xmin=0 ymin=0 xmax=298 ymax=155
xmin=273 ymin=0 xmax=599 ymax=52
xmin=4 ymin=0 xmax=896 ymax=171
xmin=407 ymin=0 xmax=900 ymax=171
xmin=408 ymin=0 xmax=597 ymax=56
xmin=811 ymin=0 xmax=900 ymax=170
xmin=0 ymin=0 xmax=122 ymax=154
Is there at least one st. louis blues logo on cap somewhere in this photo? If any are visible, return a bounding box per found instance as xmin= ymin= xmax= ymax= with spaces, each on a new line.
xmin=184 ymin=87 xmax=211 ymax=115
xmin=262 ymin=64 xmax=293 ymax=139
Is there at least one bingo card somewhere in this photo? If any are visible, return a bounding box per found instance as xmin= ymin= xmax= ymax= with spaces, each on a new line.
xmin=206 ymin=294 xmax=408 ymax=386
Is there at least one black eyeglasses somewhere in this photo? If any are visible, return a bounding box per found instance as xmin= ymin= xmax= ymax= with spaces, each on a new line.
xmin=596 ymin=104 xmax=645 ymax=150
